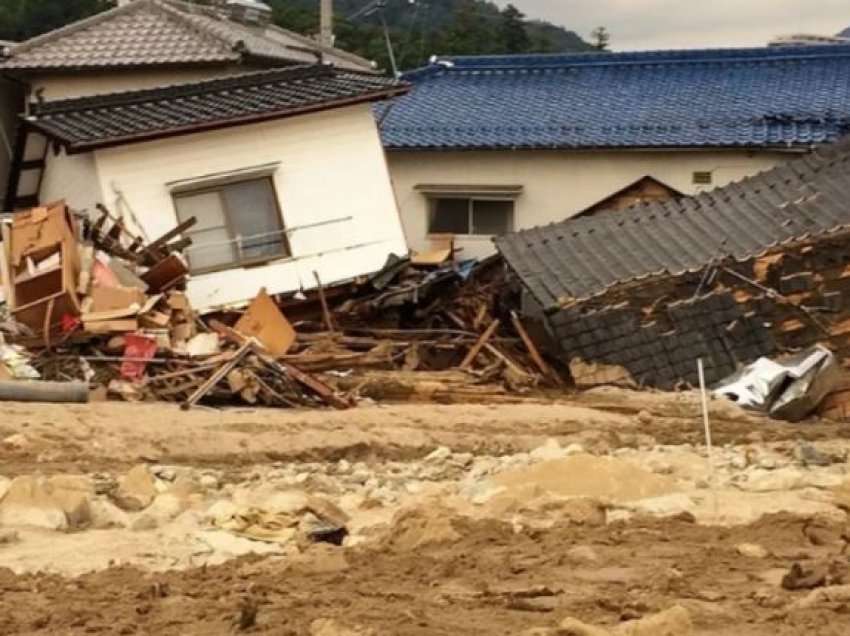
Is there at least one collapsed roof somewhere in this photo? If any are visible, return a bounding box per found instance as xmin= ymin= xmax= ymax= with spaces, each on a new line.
xmin=495 ymin=137 xmax=850 ymax=310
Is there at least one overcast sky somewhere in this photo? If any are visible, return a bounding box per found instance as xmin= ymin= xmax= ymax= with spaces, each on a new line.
xmin=500 ymin=1 xmax=850 ymax=50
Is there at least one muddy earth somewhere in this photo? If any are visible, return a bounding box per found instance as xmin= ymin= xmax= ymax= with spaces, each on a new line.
xmin=2 ymin=388 xmax=850 ymax=634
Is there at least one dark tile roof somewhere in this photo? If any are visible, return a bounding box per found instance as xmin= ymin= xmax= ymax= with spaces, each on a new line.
xmin=495 ymin=138 xmax=850 ymax=311
xmin=380 ymin=46 xmax=850 ymax=150
xmin=0 ymin=0 xmax=373 ymax=72
xmin=25 ymin=65 xmax=407 ymax=153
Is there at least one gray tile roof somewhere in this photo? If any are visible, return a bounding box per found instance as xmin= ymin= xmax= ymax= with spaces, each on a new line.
xmin=24 ymin=64 xmax=407 ymax=152
xmin=0 ymin=0 xmax=373 ymax=72
xmin=495 ymin=138 xmax=850 ymax=311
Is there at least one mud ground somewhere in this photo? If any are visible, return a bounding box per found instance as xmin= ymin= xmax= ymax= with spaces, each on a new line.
xmin=2 ymin=388 xmax=850 ymax=635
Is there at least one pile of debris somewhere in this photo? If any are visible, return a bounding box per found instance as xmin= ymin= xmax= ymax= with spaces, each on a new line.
xmin=0 ymin=202 xmax=565 ymax=409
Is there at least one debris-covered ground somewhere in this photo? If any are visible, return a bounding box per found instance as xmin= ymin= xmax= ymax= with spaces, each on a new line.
xmin=2 ymin=389 xmax=850 ymax=635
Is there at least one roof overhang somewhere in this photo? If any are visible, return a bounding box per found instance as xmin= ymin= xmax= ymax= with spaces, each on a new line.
xmin=27 ymin=86 xmax=409 ymax=155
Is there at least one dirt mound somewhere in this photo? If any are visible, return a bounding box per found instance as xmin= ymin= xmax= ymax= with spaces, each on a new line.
xmin=492 ymin=453 xmax=679 ymax=503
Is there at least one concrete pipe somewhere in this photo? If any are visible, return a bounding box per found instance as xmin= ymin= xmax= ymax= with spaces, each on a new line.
xmin=0 ymin=381 xmax=89 ymax=403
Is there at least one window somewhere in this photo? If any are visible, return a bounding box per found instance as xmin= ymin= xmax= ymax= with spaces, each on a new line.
xmin=428 ymin=198 xmax=514 ymax=236
xmin=173 ymin=177 xmax=289 ymax=273
xmin=692 ymin=171 xmax=713 ymax=185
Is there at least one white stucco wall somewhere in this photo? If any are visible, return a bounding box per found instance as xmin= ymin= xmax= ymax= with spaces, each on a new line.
xmin=30 ymin=67 xmax=246 ymax=101
xmin=87 ymin=103 xmax=406 ymax=310
xmin=40 ymin=148 xmax=101 ymax=214
xmin=387 ymin=149 xmax=797 ymax=259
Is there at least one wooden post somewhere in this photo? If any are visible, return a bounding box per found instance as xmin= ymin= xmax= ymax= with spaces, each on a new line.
xmin=510 ymin=311 xmax=562 ymax=384
xmin=460 ymin=319 xmax=500 ymax=370
xmin=313 ymin=270 xmax=336 ymax=333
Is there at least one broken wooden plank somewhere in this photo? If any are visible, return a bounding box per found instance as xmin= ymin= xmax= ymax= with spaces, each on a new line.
xmin=460 ymin=319 xmax=500 ymax=370
xmin=181 ymin=340 xmax=252 ymax=410
xmin=510 ymin=310 xmax=562 ymax=385
xmin=208 ymin=318 xmax=351 ymax=409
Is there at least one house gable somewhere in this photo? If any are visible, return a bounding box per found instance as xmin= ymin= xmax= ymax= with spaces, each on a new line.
xmin=575 ymin=176 xmax=683 ymax=218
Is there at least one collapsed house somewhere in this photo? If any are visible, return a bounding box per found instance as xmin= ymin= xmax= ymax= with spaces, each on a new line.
xmin=0 ymin=0 xmax=377 ymax=190
xmin=495 ymin=137 xmax=850 ymax=415
xmin=5 ymin=64 xmax=409 ymax=311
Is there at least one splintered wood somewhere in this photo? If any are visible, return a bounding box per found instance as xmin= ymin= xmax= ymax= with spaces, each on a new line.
xmin=6 ymin=212 xmax=565 ymax=409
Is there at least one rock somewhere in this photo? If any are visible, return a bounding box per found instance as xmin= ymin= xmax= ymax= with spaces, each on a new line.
xmin=615 ymin=605 xmax=692 ymax=635
xmin=425 ymin=446 xmax=452 ymax=463
xmin=729 ymin=455 xmax=748 ymax=470
xmin=636 ymin=410 xmax=653 ymax=425
xmin=558 ymin=617 xmax=612 ymax=636
xmin=0 ymin=529 xmax=19 ymax=544
xmin=151 ymin=466 xmax=177 ymax=482
xmin=113 ymin=465 xmax=157 ymax=511
xmin=758 ymin=457 xmax=777 ymax=470
xmin=0 ymin=476 xmax=69 ymax=530
xmin=566 ymin=545 xmax=599 ymax=563
xmin=46 ymin=475 xmax=93 ymax=528
xmin=789 ymin=584 xmax=850 ymax=610
xmin=629 ymin=494 xmax=694 ymax=518
xmin=310 ymin=618 xmax=375 ymax=636
xmin=199 ymin=474 xmax=219 ymax=490
xmin=781 ymin=562 xmax=828 ymax=590
xmin=796 ymin=443 xmax=833 ymax=467
xmin=336 ymin=459 xmax=351 ymax=474
xmin=144 ymin=493 xmax=190 ymax=524
xmin=552 ymin=497 xmax=607 ymax=526
xmin=204 ymin=499 xmax=239 ymax=525
xmin=88 ymin=498 xmax=129 ymax=529
xmin=737 ymin=543 xmax=769 ymax=559
xmin=129 ymin=513 xmax=159 ymax=531
xmin=530 ymin=439 xmax=566 ymax=462
xmin=196 ymin=529 xmax=284 ymax=560
xmin=3 ymin=433 xmax=29 ymax=449
xmin=450 ymin=452 xmax=474 ymax=468
xmin=564 ymin=444 xmax=586 ymax=457
xmin=386 ymin=506 xmax=463 ymax=551
xmin=738 ymin=468 xmax=805 ymax=493
xmin=350 ymin=469 xmax=371 ymax=485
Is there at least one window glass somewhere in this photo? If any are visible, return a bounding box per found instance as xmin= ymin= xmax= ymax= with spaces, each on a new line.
xmin=429 ymin=198 xmax=470 ymax=234
xmin=173 ymin=178 xmax=287 ymax=272
xmin=472 ymin=199 xmax=513 ymax=235
xmin=174 ymin=191 xmax=236 ymax=271
xmin=223 ymin=180 xmax=288 ymax=261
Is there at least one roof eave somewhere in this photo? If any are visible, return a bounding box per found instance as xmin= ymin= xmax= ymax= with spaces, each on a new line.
xmin=37 ymin=86 xmax=410 ymax=155
xmin=0 ymin=57 xmax=242 ymax=75
xmin=382 ymin=143 xmax=813 ymax=153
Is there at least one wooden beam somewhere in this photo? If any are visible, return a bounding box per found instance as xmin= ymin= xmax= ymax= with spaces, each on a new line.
xmin=460 ymin=319 xmax=500 ymax=370
xmin=313 ymin=270 xmax=336 ymax=333
xmin=510 ymin=311 xmax=562 ymax=385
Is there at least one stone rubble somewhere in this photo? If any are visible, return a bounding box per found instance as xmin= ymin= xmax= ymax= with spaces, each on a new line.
xmin=1 ymin=437 xmax=850 ymax=573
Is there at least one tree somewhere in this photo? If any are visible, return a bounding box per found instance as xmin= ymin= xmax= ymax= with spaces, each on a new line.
xmin=0 ymin=0 xmax=110 ymax=42
xmin=590 ymin=26 xmax=610 ymax=51
xmin=499 ymin=4 xmax=529 ymax=54
xmin=437 ymin=0 xmax=496 ymax=56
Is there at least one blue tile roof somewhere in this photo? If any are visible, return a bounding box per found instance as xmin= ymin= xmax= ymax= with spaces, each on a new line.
xmin=380 ymin=45 xmax=850 ymax=150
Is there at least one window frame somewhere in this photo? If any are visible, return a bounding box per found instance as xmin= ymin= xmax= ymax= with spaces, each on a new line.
xmin=173 ymin=176 xmax=291 ymax=275
xmin=427 ymin=195 xmax=515 ymax=237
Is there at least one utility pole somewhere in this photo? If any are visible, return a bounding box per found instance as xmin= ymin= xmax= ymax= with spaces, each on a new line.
xmin=320 ymin=0 xmax=334 ymax=47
